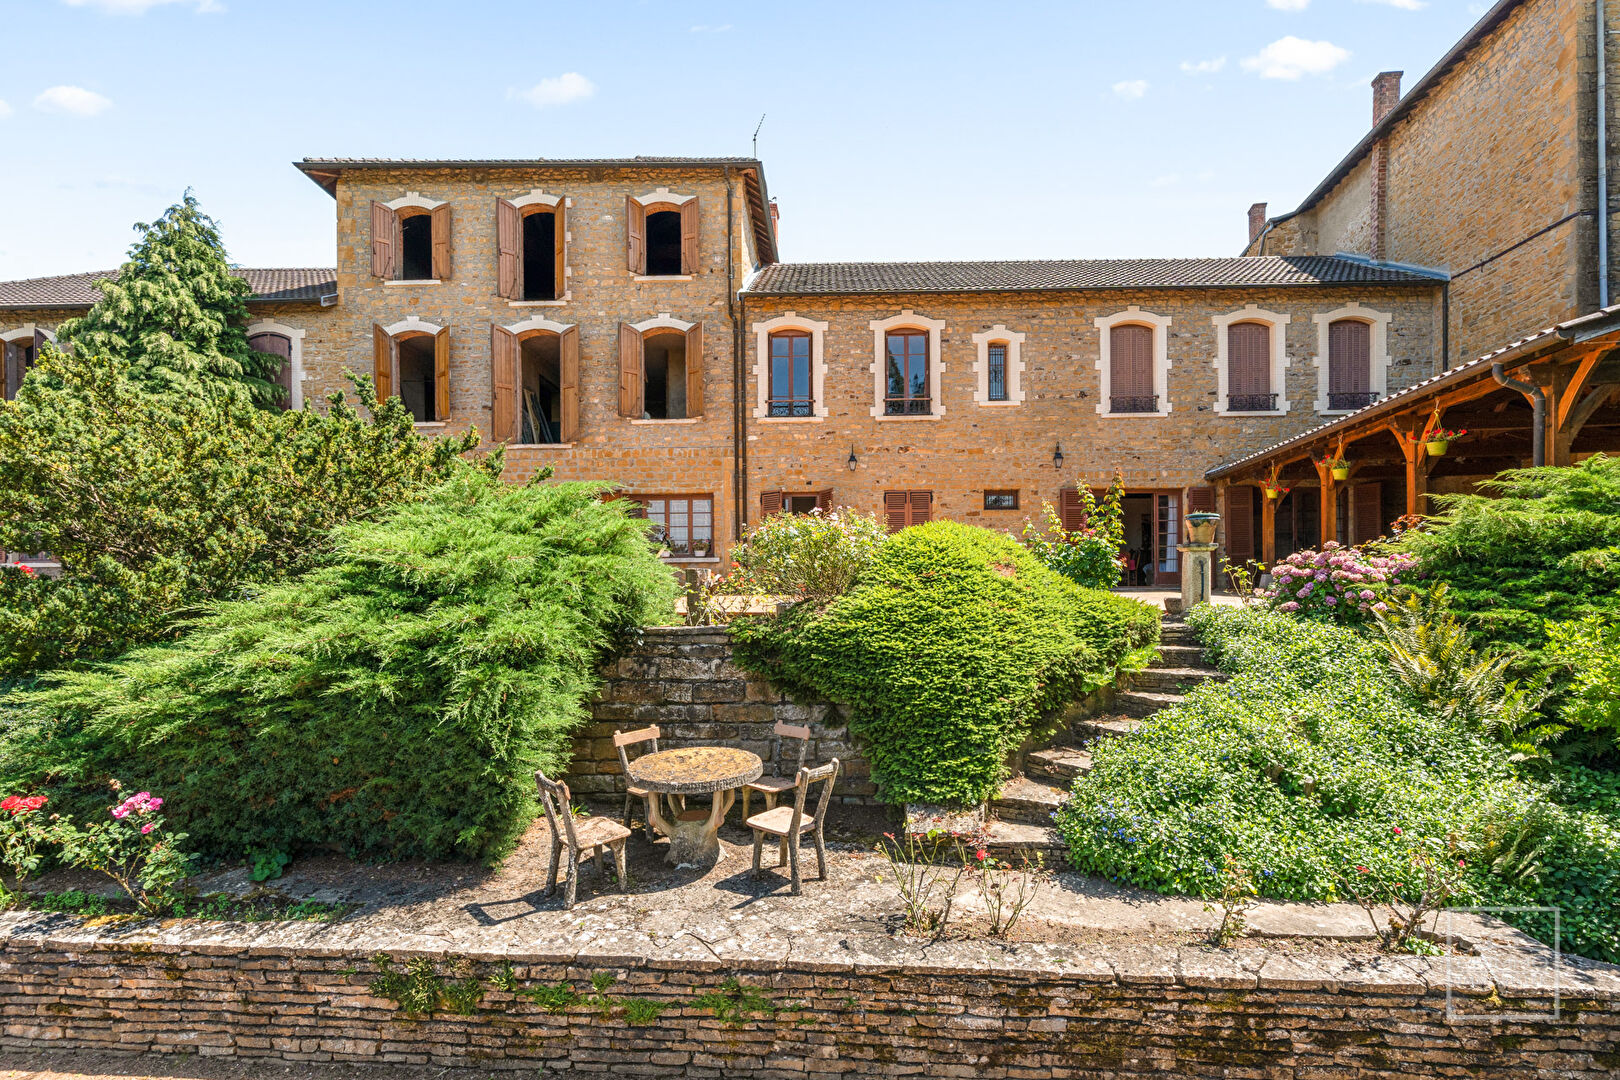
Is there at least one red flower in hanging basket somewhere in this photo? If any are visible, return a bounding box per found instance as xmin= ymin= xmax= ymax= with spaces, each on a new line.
xmin=1422 ymin=427 xmax=1467 ymax=442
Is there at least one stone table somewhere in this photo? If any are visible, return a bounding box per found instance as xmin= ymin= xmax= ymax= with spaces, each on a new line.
xmin=626 ymin=746 xmax=762 ymax=868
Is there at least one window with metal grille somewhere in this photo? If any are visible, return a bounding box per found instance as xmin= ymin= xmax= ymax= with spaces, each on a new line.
xmin=884 ymin=330 xmax=930 ymax=415
xmin=983 ymin=490 xmax=1019 ymax=510
xmin=1328 ymin=319 xmax=1376 ymax=411
xmin=1109 ymin=323 xmax=1157 ymax=413
xmin=1226 ymin=321 xmax=1275 ymax=412
xmin=768 ymin=331 xmax=813 ymax=417
xmin=987 ymin=342 xmax=1008 ymax=401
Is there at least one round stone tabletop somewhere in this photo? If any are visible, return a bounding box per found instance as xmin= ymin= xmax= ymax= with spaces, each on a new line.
xmin=626 ymin=747 xmax=763 ymax=795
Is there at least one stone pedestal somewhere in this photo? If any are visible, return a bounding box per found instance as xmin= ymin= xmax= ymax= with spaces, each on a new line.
xmin=1177 ymin=542 xmax=1217 ymax=612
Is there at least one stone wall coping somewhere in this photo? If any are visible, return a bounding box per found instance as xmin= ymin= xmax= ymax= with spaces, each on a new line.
xmin=3 ymin=910 xmax=1614 ymax=1000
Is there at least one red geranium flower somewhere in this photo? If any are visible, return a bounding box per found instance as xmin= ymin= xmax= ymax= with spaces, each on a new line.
xmin=1 ymin=794 xmax=47 ymax=815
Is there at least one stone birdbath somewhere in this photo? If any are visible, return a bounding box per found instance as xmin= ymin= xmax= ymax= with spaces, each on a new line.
xmin=624 ymin=746 xmax=762 ymax=868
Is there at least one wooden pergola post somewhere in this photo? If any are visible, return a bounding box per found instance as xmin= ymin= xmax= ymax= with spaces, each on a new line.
xmin=1311 ymin=458 xmax=1338 ymax=546
xmin=1260 ymin=488 xmax=1277 ymax=567
xmin=1389 ymin=422 xmax=1431 ymax=519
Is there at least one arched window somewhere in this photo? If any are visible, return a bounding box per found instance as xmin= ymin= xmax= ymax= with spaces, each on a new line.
xmin=625 ymin=190 xmax=700 ymax=277
xmin=768 ymin=330 xmax=812 ymax=417
xmin=1 ymin=328 xmax=48 ymax=401
xmin=1109 ymin=324 xmax=1156 ymax=413
xmin=1328 ymin=319 xmax=1374 ymax=411
xmin=490 ymin=320 xmax=579 ymax=444
xmin=247 ymin=332 xmax=294 ymax=410
xmin=885 ymin=329 xmax=930 ymax=415
xmin=1225 ymin=321 xmax=1274 ymax=412
xmin=496 ymin=194 xmax=567 ymax=302
xmin=616 ymin=316 xmax=704 ymax=420
xmin=372 ymin=320 xmax=449 ymax=422
xmin=370 ymin=197 xmax=450 ymax=281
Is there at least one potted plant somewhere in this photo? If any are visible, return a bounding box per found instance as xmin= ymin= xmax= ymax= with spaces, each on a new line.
xmin=1260 ymin=479 xmax=1289 ymax=501
xmin=1422 ymin=426 xmax=1466 ymax=456
xmin=1329 ymin=456 xmax=1350 ymax=482
xmin=691 ymin=539 xmax=711 ymax=559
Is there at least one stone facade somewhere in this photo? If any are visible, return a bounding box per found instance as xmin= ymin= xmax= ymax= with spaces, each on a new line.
xmin=571 ymin=627 xmax=873 ymax=803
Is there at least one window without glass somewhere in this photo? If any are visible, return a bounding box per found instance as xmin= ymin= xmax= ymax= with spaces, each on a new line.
xmin=247 ymin=332 xmax=294 ymax=411
xmin=885 ymin=330 xmax=930 ymax=415
xmin=984 ymin=490 xmax=1019 ymax=510
xmin=987 ymin=342 xmax=1008 ymax=402
xmin=496 ymin=199 xmax=566 ymax=301
xmin=2 ymin=336 xmax=40 ymax=401
xmin=645 ymin=211 xmax=683 ymax=276
xmin=625 ymin=196 xmax=700 ymax=277
xmin=768 ymin=330 xmax=812 ymax=417
xmin=371 ymin=201 xmax=451 ymax=281
xmin=1328 ymin=319 xmax=1375 ymax=411
xmin=632 ymin=495 xmax=714 ymax=556
xmin=397 ymin=335 xmax=439 ymax=421
xmin=373 ymin=324 xmax=449 ymax=423
xmin=642 ymin=331 xmax=689 ymax=420
xmin=1227 ymin=322 xmax=1274 ymax=412
xmin=1108 ymin=324 xmax=1156 ymax=413
xmin=491 ymin=325 xmax=577 ymax=443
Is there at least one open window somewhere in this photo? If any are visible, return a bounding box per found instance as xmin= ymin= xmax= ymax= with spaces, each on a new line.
xmin=618 ymin=319 xmax=704 ymax=420
xmin=496 ymin=197 xmax=566 ymax=301
xmin=2 ymin=329 xmax=46 ymax=401
xmin=247 ymin=332 xmax=294 ymax=410
xmin=372 ymin=321 xmax=450 ymax=422
xmin=490 ymin=322 xmax=578 ymax=443
xmin=371 ymin=200 xmax=451 ymax=281
xmin=625 ymin=194 xmax=700 ymax=277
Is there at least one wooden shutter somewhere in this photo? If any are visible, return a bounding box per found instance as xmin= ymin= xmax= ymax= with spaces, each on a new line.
xmin=552 ymin=200 xmax=567 ymax=300
xmin=1227 ymin=323 xmax=1270 ymax=396
xmin=372 ymin=323 xmax=394 ymax=401
xmin=558 ymin=325 xmax=579 ymax=442
xmin=496 ymin=199 xmax=522 ymax=299
xmin=490 ymin=325 xmax=519 ymax=442
xmin=883 ymin=491 xmax=910 ymax=532
xmin=32 ymin=328 xmax=48 ymax=352
xmin=1110 ymin=324 xmax=1153 ymax=396
xmin=625 ymin=197 xmax=646 ymax=275
xmin=814 ymin=490 xmax=833 ymax=512
xmin=430 ymin=204 xmax=452 ymax=281
xmin=1329 ymin=320 xmax=1371 ymax=395
xmin=1059 ymin=487 xmax=1085 ymax=532
xmin=618 ymin=323 xmax=644 ymax=418
xmin=907 ymin=490 xmax=932 ymax=526
xmin=2 ymin=343 xmax=19 ymax=401
xmin=1224 ymin=485 xmax=1255 ymax=563
xmin=684 ymin=322 xmax=704 ymax=417
xmin=434 ymin=326 xmax=451 ymax=420
xmin=370 ymin=202 xmax=397 ymax=279
xmin=1351 ymin=483 xmax=1384 ymax=544
xmin=1188 ymin=486 xmax=1216 ymax=514
xmin=760 ymin=490 xmax=783 ymax=518
xmin=680 ymin=197 xmax=700 ymax=274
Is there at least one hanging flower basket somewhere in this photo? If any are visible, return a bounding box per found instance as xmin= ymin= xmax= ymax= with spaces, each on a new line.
xmin=1422 ymin=427 xmax=1466 ymax=457
xmin=1332 ymin=466 xmax=1350 ymax=481
xmin=1261 ymin=481 xmax=1289 ymax=501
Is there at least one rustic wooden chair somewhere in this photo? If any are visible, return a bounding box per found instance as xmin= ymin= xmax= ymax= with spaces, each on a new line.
xmin=746 ymin=759 xmax=839 ymax=895
xmin=614 ymin=724 xmax=663 ymax=840
xmin=741 ymin=721 xmax=811 ymax=822
xmin=535 ymin=770 xmax=630 ymax=910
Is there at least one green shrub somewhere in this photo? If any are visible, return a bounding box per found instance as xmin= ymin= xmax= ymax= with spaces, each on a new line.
xmin=1019 ymin=477 xmax=1125 ymax=589
xmin=731 ymin=521 xmax=1158 ymax=805
xmin=724 ymin=507 xmax=888 ymax=599
xmin=0 ymin=473 xmax=677 ymax=862
xmin=1055 ymin=605 xmax=1620 ymax=963
xmin=1543 ymin=617 xmax=1620 ymax=753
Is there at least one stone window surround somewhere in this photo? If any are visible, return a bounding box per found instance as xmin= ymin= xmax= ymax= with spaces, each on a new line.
xmin=1312 ymin=303 xmax=1393 ymax=415
xmin=1093 ymin=307 xmax=1172 ymax=418
xmin=631 ymin=188 xmax=696 ymax=283
xmin=506 ymin=189 xmax=572 ymax=306
xmin=751 ymin=313 xmax=830 ymax=421
xmin=1210 ymin=304 xmax=1292 ymax=417
xmin=245 ymin=319 xmax=306 ymax=411
xmin=380 ymin=316 xmax=445 ymax=429
xmin=502 ymin=314 xmax=576 ymax=450
xmin=631 ymin=313 xmax=699 ymax=426
xmin=0 ymin=324 xmax=56 ymax=346
xmin=382 ymin=192 xmax=446 ymax=287
xmin=869 ymin=309 xmax=946 ymax=420
xmin=971 ymin=325 xmax=1027 ymax=406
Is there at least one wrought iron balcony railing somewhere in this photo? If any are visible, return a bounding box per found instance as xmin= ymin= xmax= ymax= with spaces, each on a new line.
xmin=1328 ymin=391 xmax=1380 ymax=411
xmin=884 ymin=397 xmax=933 ymax=416
xmin=1109 ymin=394 xmax=1159 ymax=414
xmin=767 ymin=398 xmax=815 ymax=418
xmin=1227 ymin=393 xmax=1279 ymax=413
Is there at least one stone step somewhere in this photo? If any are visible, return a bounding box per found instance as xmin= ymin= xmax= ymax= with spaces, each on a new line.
xmin=1023 ymin=746 xmax=1094 ymax=786
xmin=1131 ymin=665 xmax=1224 ymax=694
xmin=1157 ymin=642 xmax=1207 ymax=666
xmin=981 ymin=819 xmax=1067 ymax=867
xmin=990 ymin=775 xmax=1068 ymax=826
xmin=1117 ymin=690 xmax=1184 ymax=718
xmin=1070 ymin=715 xmax=1143 ymax=743
xmin=1160 ymin=624 xmax=1197 ymax=645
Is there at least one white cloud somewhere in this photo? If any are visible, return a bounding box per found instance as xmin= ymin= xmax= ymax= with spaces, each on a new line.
xmin=1180 ymin=56 xmax=1227 ymax=75
xmin=1358 ymin=0 xmax=1426 ymax=8
xmin=0 ymin=100 xmax=11 ymax=119
xmin=33 ymin=85 xmax=113 ymax=116
xmin=509 ymin=73 xmax=596 ymax=109
xmin=59 ymin=0 xmax=222 ymax=13
xmin=1266 ymin=0 xmax=1310 ymax=9
xmin=1241 ymin=36 xmax=1351 ymax=80
xmin=1112 ymin=79 xmax=1149 ymax=99
xmin=1150 ymin=174 xmax=1181 ymax=188
xmin=689 ymin=23 xmax=732 ymax=32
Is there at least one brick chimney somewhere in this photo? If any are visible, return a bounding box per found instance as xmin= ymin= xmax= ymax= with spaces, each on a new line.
xmin=769 ymin=198 xmax=780 ymax=239
xmin=1247 ymin=202 xmax=1269 ymax=245
xmin=1372 ymin=71 xmax=1403 ymax=126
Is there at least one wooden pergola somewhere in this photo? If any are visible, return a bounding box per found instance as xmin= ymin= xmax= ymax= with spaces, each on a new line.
xmin=1206 ymin=306 xmax=1620 ymax=566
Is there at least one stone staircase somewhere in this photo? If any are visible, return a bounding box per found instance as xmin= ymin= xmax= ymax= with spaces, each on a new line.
xmin=980 ymin=611 xmax=1222 ymax=864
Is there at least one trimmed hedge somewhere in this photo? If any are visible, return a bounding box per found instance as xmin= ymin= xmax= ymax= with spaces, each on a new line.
xmin=1055 ymin=604 xmax=1620 ymax=963
xmin=732 ymin=521 xmax=1158 ymax=805
xmin=0 ymin=473 xmax=678 ymax=863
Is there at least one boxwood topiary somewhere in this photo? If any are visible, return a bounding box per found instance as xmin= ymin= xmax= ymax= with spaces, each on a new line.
xmin=731 ymin=521 xmax=1158 ymax=806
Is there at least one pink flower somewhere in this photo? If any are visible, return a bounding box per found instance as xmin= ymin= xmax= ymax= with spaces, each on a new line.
xmin=141 ymin=823 xmax=154 ymax=834
xmin=1392 ymin=826 xmax=1403 ymax=836
xmin=975 ymin=848 xmax=988 ymax=862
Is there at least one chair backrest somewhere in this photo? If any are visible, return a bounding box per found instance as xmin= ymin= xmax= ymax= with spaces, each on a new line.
xmin=787 ymin=758 xmax=840 ymax=836
xmin=770 ymin=720 xmax=812 ymax=778
xmin=534 ymin=769 xmax=581 ymax=850
xmin=614 ymin=724 xmax=661 ymax=776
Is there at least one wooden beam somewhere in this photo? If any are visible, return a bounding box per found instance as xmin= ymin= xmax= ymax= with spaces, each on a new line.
xmin=1261 ymin=490 xmax=1277 ymax=567
xmin=1311 ymin=458 xmax=1338 ymax=546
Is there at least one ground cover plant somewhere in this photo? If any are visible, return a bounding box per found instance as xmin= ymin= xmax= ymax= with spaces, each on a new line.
xmin=732 ymin=521 xmax=1158 ymax=805
xmin=0 ymin=473 xmax=676 ymax=862
xmin=1054 ymin=605 xmax=1620 ymax=962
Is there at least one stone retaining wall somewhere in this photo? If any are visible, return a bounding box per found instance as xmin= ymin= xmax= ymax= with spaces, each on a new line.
xmin=1 ymin=913 xmax=1616 ymax=1077
xmin=570 ymin=626 xmax=878 ymax=803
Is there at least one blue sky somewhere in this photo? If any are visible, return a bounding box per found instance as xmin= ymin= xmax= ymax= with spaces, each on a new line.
xmin=1 ymin=0 xmax=1494 ymax=278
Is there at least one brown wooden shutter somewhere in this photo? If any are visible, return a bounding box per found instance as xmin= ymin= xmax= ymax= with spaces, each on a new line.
xmin=1329 ymin=319 xmax=1371 ymax=395
xmin=625 ymin=197 xmax=646 ymax=275
xmin=1224 ymin=485 xmax=1255 ymax=563
xmin=430 ymin=204 xmax=452 ymax=281
xmin=372 ymin=323 xmax=394 ymax=401
xmin=1351 ymin=482 xmax=1384 ymax=545
xmin=558 ymin=325 xmax=579 ymax=442
xmin=1110 ymin=324 xmax=1153 ymax=397
xmin=3 ymin=343 xmax=19 ymax=401
xmin=684 ymin=322 xmax=704 ymax=417
xmin=1188 ymin=486 xmax=1217 ymax=514
xmin=907 ymin=490 xmax=932 ymax=526
xmin=618 ymin=322 xmax=644 ymax=418
xmin=370 ymin=202 xmax=397 ymax=279
xmin=760 ymin=490 xmax=783 ymax=518
xmin=490 ymin=325 xmax=518 ymax=442
xmin=883 ymin=491 xmax=910 ymax=532
xmin=32 ymin=328 xmax=48 ymax=351
xmin=552 ymin=199 xmax=567 ymax=300
xmin=1059 ymin=486 xmax=1085 ymax=532
xmin=433 ymin=326 xmax=451 ymax=420
xmin=1227 ymin=322 xmax=1270 ymax=397
xmin=496 ymin=199 xmax=521 ymax=299
xmin=680 ymin=197 xmax=700 ymax=274
xmin=814 ymin=490 xmax=833 ymax=512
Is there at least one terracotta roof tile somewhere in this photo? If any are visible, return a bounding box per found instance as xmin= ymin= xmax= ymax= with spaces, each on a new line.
xmin=0 ymin=268 xmax=337 ymax=309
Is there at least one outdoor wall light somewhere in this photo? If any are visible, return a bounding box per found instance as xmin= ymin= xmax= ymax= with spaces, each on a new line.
xmin=847 ymin=444 xmax=859 ymax=471
xmin=1052 ymin=443 xmax=1064 ymax=471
